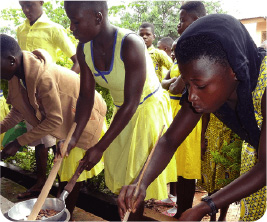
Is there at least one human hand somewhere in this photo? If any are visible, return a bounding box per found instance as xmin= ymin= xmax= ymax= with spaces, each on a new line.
xmin=55 ymin=136 xmax=77 ymax=160
xmin=1 ymin=139 xmax=21 ymax=160
xmin=79 ymin=145 xmax=104 ymax=172
xmin=117 ymin=183 xmax=146 ymax=220
xmin=178 ymin=204 xmax=206 ymax=221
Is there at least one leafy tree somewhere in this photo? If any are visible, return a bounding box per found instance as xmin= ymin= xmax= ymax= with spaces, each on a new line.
xmin=109 ymin=0 xmax=226 ymax=43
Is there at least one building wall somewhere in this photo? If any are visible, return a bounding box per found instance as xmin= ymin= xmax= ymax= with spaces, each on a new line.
xmin=241 ymin=18 xmax=266 ymax=46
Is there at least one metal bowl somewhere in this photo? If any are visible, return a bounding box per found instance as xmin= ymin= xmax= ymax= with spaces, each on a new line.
xmin=8 ymin=197 xmax=65 ymax=221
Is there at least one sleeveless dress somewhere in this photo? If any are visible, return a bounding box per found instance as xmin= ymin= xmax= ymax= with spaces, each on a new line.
xmin=169 ymin=63 xmax=202 ymax=179
xmin=239 ymin=56 xmax=266 ymax=221
xmin=83 ymin=28 xmax=177 ymax=200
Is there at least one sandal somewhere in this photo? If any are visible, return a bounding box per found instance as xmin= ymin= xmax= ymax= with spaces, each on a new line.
xmin=17 ymin=189 xmax=41 ymax=199
xmin=162 ymin=207 xmax=177 ymax=217
xmin=155 ymin=194 xmax=177 ymax=206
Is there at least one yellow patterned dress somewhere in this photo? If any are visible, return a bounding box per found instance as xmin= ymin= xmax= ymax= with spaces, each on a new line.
xmin=196 ymin=114 xmax=232 ymax=193
xmin=147 ymin=45 xmax=173 ymax=82
xmin=239 ymin=57 xmax=267 ymax=221
xmin=169 ymin=63 xmax=202 ymax=179
xmin=83 ymin=28 xmax=177 ymax=200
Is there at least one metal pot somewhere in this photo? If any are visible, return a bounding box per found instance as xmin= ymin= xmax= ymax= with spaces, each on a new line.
xmin=8 ymin=190 xmax=69 ymax=221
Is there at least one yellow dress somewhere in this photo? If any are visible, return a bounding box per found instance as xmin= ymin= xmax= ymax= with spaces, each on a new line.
xmin=0 ymin=90 xmax=10 ymax=149
xmin=58 ymin=119 xmax=108 ymax=182
xmin=169 ymin=63 xmax=202 ymax=179
xmin=239 ymin=57 xmax=266 ymax=221
xmin=83 ymin=28 xmax=177 ymax=200
xmin=196 ymin=114 xmax=232 ymax=193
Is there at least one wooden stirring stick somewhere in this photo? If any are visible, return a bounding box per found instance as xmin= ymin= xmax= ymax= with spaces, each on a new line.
xmin=27 ymin=123 xmax=77 ymax=221
xmin=122 ymin=125 xmax=165 ymax=222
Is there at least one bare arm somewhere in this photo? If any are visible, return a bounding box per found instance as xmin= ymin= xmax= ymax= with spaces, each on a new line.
xmin=161 ymin=70 xmax=177 ymax=90
xmin=0 ymin=107 xmax=24 ymax=133
xmin=179 ymin=90 xmax=266 ymax=221
xmin=169 ymin=75 xmax=185 ymax=95
xmin=93 ymin=34 xmax=146 ymax=152
xmin=70 ymin=54 xmax=80 ymax=74
xmin=118 ymin=100 xmax=202 ymax=218
xmin=74 ymin=34 xmax=148 ymax=173
xmin=66 ymin=42 xmax=96 ymax=153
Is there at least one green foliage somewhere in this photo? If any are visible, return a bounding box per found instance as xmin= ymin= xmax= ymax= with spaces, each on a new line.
xmin=109 ymin=0 xmax=226 ymax=43
xmin=1 ymin=0 xmax=227 ymax=193
xmin=211 ymin=134 xmax=242 ymax=186
xmin=43 ymin=1 xmax=70 ymax=29
xmin=84 ymin=170 xmax=113 ymax=195
xmin=3 ymin=147 xmax=36 ymax=172
xmin=3 ymin=147 xmax=55 ymax=176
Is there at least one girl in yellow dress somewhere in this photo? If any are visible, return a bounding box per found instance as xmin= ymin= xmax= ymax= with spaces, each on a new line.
xmin=64 ymin=2 xmax=177 ymax=220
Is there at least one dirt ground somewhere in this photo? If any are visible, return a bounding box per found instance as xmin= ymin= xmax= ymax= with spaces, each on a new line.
xmin=145 ymin=188 xmax=240 ymax=221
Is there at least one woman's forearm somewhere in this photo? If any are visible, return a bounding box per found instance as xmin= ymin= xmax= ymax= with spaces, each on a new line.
xmin=137 ymin=102 xmax=202 ymax=189
xmin=73 ymin=93 xmax=95 ymax=142
xmin=210 ymin=161 xmax=266 ymax=211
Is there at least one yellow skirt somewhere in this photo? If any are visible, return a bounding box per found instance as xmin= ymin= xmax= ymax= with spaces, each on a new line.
xmin=58 ymin=120 xmax=108 ymax=182
xmin=58 ymin=147 xmax=104 ymax=182
xmin=0 ymin=94 xmax=10 ymax=149
xmin=170 ymin=97 xmax=202 ymax=179
xmin=104 ymin=88 xmax=177 ymax=200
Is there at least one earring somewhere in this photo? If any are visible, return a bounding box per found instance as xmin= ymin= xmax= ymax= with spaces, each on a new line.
xmin=11 ymin=62 xmax=14 ymax=66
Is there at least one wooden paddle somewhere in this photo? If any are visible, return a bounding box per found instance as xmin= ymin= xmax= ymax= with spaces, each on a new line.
xmin=122 ymin=125 xmax=165 ymax=222
xmin=27 ymin=123 xmax=77 ymax=221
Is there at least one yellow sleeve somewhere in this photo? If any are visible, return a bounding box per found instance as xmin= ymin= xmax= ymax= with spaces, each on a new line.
xmin=52 ymin=26 xmax=76 ymax=59
xmin=160 ymin=50 xmax=173 ymax=70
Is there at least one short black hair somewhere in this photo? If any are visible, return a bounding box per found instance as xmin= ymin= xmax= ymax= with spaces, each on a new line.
xmin=64 ymin=1 xmax=108 ymax=15
xmin=180 ymin=1 xmax=206 ymax=17
xmin=139 ymin=22 xmax=155 ymax=34
xmin=0 ymin=34 xmax=21 ymax=58
xmin=158 ymin=37 xmax=174 ymax=49
xmin=176 ymin=34 xmax=229 ymax=67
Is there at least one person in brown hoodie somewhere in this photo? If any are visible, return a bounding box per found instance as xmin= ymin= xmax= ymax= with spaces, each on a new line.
xmin=0 ymin=34 xmax=107 ymax=219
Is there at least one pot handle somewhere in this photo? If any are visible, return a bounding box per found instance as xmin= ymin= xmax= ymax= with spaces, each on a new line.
xmin=64 ymin=158 xmax=85 ymax=194
xmin=59 ymin=190 xmax=69 ymax=202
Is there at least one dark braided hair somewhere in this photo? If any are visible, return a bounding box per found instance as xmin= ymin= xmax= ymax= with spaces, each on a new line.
xmin=176 ymin=34 xmax=229 ymax=67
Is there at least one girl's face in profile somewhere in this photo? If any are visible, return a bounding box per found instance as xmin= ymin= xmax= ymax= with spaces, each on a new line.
xmin=179 ymin=57 xmax=238 ymax=113
xmin=64 ymin=3 xmax=100 ymax=43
